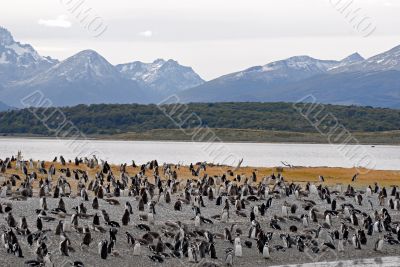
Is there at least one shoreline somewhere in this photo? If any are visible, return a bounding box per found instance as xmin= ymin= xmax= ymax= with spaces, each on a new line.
xmin=1 ymin=133 xmax=400 ymax=147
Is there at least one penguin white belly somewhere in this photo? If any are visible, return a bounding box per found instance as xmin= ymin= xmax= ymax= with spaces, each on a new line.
xmin=302 ymin=217 xmax=308 ymax=227
xmin=263 ymin=246 xmax=270 ymax=259
xmin=250 ymin=227 xmax=256 ymax=239
xmin=188 ymin=247 xmax=194 ymax=262
xmin=133 ymin=243 xmax=141 ymax=255
xmin=221 ymin=211 xmax=228 ymax=223
xmin=366 ymin=188 xmax=372 ymax=197
xmin=377 ymin=239 xmax=384 ymax=251
xmin=338 ymin=240 xmax=344 ymax=252
xmin=235 ymin=244 xmax=242 ymax=257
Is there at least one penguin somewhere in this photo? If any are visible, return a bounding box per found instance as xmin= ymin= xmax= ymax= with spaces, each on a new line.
xmin=234 ymin=235 xmax=242 ymax=257
xmin=216 ymin=196 xmax=222 ymax=206
xmin=98 ymin=240 xmax=108 ymax=259
xmin=59 ymin=237 xmax=70 ymax=256
xmin=297 ymin=238 xmax=304 ymax=252
xmin=148 ymin=203 xmax=155 ymax=225
xmin=210 ymin=243 xmax=217 ymax=259
xmin=122 ymin=209 xmax=130 ymax=226
xmin=221 ymin=210 xmax=229 ymax=223
xmin=82 ymin=228 xmax=92 ymax=247
xmin=40 ymin=197 xmax=47 ymax=210
xmin=351 ymin=212 xmax=358 ymax=226
xmin=138 ymin=198 xmax=145 ymax=211
xmin=71 ymin=212 xmax=79 ymax=227
xmin=263 ymin=242 xmax=270 ymax=259
xmin=374 ymin=237 xmax=384 ymax=252
xmin=55 ymin=220 xmax=63 ymax=235
xmin=338 ymin=238 xmax=344 ymax=252
xmin=93 ymin=213 xmax=100 ymax=226
xmin=133 ymin=240 xmax=141 ymax=256
xmin=102 ymin=210 xmax=110 ymax=223
xmin=58 ymin=198 xmax=66 ymax=212
xmin=19 ymin=216 xmax=28 ymax=230
xmin=174 ymin=200 xmax=182 ymax=211
xmin=331 ymin=199 xmax=337 ymax=211
xmin=225 ymin=248 xmax=233 ymax=266
xmin=188 ymin=244 xmax=198 ymax=263
xmin=352 ymin=234 xmax=361 ymax=249
xmin=165 ymin=191 xmax=171 ymax=203
xmin=6 ymin=212 xmax=16 ymax=227
xmin=36 ymin=217 xmax=43 ymax=231
xmin=92 ymin=197 xmax=99 ymax=210
xmin=302 ymin=214 xmax=309 ymax=227
xmin=195 ymin=213 xmax=201 ymax=228
xmin=281 ymin=204 xmax=288 ymax=217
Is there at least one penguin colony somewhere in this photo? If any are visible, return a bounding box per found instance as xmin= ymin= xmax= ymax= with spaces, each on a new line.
xmin=0 ymin=153 xmax=399 ymax=267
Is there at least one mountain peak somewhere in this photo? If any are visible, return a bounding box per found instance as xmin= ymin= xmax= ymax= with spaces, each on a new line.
xmin=73 ymin=49 xmax=103 ymax=59
xmin=341 ymin=52 xmax=364 ymax=63
xmin=153 ymin=58 xmax=166 ymax=64
xmin=0 ymin=26 xmax=14 ymax=46
xmin=116 ymin=58 xmax=204 ymax=95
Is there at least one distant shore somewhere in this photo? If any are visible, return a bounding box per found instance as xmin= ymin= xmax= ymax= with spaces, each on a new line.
xmin=2 ymin=128 xmax=400 ymax=145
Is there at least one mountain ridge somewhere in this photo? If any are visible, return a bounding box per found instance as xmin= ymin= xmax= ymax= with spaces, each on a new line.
xmin=1 ymin=26 xmax=400 ymax=108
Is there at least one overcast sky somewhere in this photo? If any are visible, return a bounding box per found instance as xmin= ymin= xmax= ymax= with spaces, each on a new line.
xmin=1 ymin=0 xmax=399 ymax=80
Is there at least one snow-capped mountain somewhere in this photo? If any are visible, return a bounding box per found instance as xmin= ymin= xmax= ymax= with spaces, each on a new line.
xmin=1 ymin=50 xmax=149 ymax=107
xmin=328 ymin=53 xmax=365 ymax=72
xmin=226 ymin=56 xmax=340 ymax=84
xmin=0 ymin=27 xmax=57 ymax=85
xmin=0 ymin=26 xmax=204 ymax=106
xmin=25 ymin=50 xmax=124 ymax=86
xmin=178 ymin=55 xmax=348 ymax=102
xmin=332 ymin=45 xmax=400 ymax=73
xmin=1 ymin=25 xmax=400 ymax=108
xmin=116 ymin=59 xmax=204 ymax=96
xmin=179 ymin=47 xmax=400 ymax=108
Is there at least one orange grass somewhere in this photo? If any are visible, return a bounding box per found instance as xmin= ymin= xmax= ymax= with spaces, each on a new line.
xmin=2 ymin=160 xmax=400 ymax=192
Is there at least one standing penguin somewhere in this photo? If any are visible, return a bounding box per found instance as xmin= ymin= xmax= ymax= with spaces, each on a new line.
xmin=59 ymin=237 xmax=69 ymax=256
xmin=338 ymin=238 xmax=344 ymax=252
xmin=225 ymin=248 xmax=233 ymax=266
xmin=234 ymin=234 xmax=242 ymax=257
xmin=188 ymin=244 xmax=198 ymax=263
xmin=331 ymin=199 xmax=337 ymax=211
xmin=122 ymin=209 xmax=130 ymax=226
xmin=92 ymin=197 xmax=99 ymax=209
xmin=210 ymin=243 xmax=217 ymax=259
xmin=352 ymin=234 xmax=361 ymax=249
xmin=374 ymin=237 xmax=384 ymax=252
xmin=282 ymin=204 xmax=288 ymax=217
xmin=148 ymin=203 xmax=155 ymax=225
xmin=40 ymin=197 xmax=47 ymax=210
xmin=133 ymin=240 xmax=141 ymax=256
xmin=263 ymin=242 xmax=270 ymax=259
xmin=98 ymin=240 xmax=108 ymax=259
xmin=221 ymin=210 xmax=229 ymax=223
xmin=195 ymin=212 xmax=201 ymax=228
xmin=302 ymin=214 xmax=309 ymax=227
xmin=138 ymin=198 xmax=145 ymax=211
xmin=36 ymin=217 xmax=43 ymax=231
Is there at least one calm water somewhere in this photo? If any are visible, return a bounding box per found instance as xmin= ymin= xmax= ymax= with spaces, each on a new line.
xmin=0 ymin=137 xmax=399 ymax=170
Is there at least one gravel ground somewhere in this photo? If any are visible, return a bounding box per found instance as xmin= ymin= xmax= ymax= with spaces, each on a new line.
xmin=0 ymin=185 xmax=399 ymax=267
